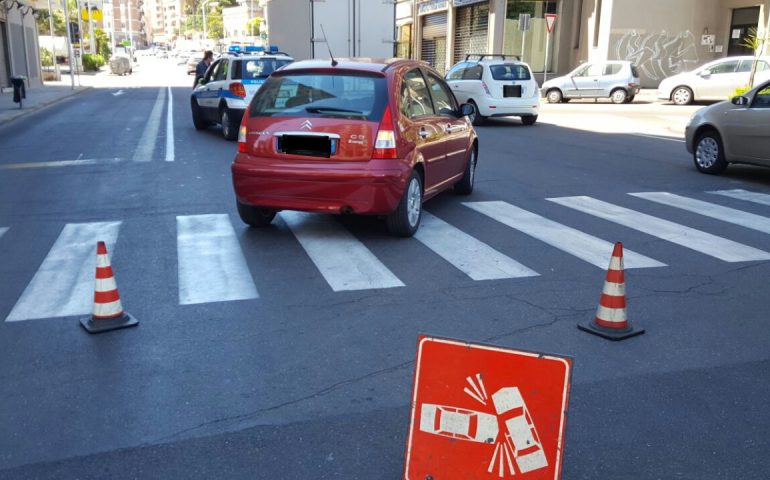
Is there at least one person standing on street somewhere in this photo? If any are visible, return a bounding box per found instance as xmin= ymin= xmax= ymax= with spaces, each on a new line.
xmin=193 ymin=51 xmax=214 ymax=88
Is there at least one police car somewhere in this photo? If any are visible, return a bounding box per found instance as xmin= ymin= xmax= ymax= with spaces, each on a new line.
xmin=191 ymin=46 xmax=293 ymax=140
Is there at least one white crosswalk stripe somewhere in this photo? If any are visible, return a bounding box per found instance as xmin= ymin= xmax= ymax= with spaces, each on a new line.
xmin=0 ymin=227 xmax=8 ymax=239
xmin=416 ymin=212 xmax=539 ymax=280
xmin=549 ymin=196 xmax=770 ymax=262
xmin=177 ymin=214 xmax=259 ymax=305
xmin=464 ymin=201 xmax=665 ymax=269
xmin=631 ymin=192 xmax=770 ymax=235
xmin=709 ymin=189 xmax=770 ymax=208
xmin=281 ymin=212 xmax=405 ymax=292
xmin=5 ymin=222 xmax=121 ymax=322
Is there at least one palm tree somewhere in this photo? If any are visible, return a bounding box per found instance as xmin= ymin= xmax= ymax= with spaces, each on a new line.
xmin=741 ymin=28 xmax=769 ymax=88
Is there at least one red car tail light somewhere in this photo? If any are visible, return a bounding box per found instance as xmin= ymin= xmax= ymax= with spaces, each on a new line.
xmin=237 ymin=125 xmax=248 ymax=153
xmin=372 ymin=105 xmax=397 ymax=159
xmin=229 ymin=82 xmax=247 ymax=98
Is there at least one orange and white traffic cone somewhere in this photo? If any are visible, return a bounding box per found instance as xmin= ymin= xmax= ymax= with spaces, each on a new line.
xmin=79 ymin=241 xmax=138 ymax=334
xmin=578 ymin=242 xmax=644 ymax=341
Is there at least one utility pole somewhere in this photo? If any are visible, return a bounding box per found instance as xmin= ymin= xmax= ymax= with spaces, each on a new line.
xmin=46 ymin=0 xmax=58 ymax=76
xmin=127 ymin=0 xmax=133 ymax=48
xmin=87 ymin=3 xmax=96 ymax=53
xmin=62 ymin=0 xmax=76 ymax=88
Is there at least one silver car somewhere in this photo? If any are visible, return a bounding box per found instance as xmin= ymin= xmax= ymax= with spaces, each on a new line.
xmin=541 ymin=61 xmax=641 ymax=104
xmin=685 ymin=79 xmax=770 ymax=174
xmin=658 ymin=56 xmax=770 ymax=105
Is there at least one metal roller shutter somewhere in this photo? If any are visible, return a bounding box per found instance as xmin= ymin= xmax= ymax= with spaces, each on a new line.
xmin=421 ymin=12 xmax=447 ymax=72
xmin=453 ymin=3 xmax=489 ymax=65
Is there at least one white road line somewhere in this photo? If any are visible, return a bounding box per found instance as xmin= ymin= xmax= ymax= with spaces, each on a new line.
xmin=281 ymin=212 xmax=404 ymax=291
xmin=177 ymin=214 xmax=258 ymax=305
xmin=415 ymin=212 xmax=539 ymax=280
xmin=5 ymin=222 xmax=121 ymax=322
xmin=112 ymin=89 xmax=124 ymax=96
xmin=631 ymin=192 xmax=770 ymax=235
xmin=165 ymin=86 xmax=174 ymax=162
xmin=464 ymin=201 xmax=664 ymax=269
xmin=132 ymin=87 xmax=166 ymax=162
xmin=709 ymin=189 xmax=770 ymax=207
xmin=0 ymin=227 xmax=8 ymax=239
xmin=0 ymin=158 xmax=121 ymax=169
xmin=549 ymin=196 xmax=770 ymax=262
xmin=630 ymin=133 xmax=685 ymax=143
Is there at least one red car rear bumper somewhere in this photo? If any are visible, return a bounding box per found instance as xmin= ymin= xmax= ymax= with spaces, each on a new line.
xmin=232 ymin=154 xmax=411 ymax=215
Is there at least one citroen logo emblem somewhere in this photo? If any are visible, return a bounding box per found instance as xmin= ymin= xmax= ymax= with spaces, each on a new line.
xmin=301 ymin=120 xmax=313 ymax=130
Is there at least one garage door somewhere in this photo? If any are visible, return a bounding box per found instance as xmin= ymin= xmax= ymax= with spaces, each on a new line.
xmin=421 ymin=12 xmax=447 ymax=73
xmin=453 ymin=3 xmax=489 ymax=65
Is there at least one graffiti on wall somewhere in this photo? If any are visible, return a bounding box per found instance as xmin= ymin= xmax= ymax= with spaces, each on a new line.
xmin=613 ymin=30 xmax=700 ymax=82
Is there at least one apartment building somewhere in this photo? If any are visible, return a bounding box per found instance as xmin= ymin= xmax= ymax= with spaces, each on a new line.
xmin=399 ymin=0 xmax=769 ymax=87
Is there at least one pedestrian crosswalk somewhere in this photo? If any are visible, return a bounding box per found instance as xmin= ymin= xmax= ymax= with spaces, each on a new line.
xmin=1 ymin=189 xmax=769 ymax=322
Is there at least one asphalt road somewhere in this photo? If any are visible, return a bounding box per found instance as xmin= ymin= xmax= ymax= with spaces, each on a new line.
xmin=1 ymin=58 xmax=769 ymax=479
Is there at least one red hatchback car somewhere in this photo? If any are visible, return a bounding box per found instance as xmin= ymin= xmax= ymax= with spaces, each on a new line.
xmin=231 ymin=58 xmax=478 ymax=236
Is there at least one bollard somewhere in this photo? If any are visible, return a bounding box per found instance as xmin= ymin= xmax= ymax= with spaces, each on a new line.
xmin=10 ymin=76 xmax=26 ymax=109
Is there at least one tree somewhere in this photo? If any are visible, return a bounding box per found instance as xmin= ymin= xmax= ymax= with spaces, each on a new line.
xmin=741 ymin=28 xmax=769 ymax=88
xmin=246 ymin=17 xmax=262 ymax=37
xmin=36 ymin=9 xmax=68 ymax=37
xmin=95 ymin=28 xmax=111 ymax=59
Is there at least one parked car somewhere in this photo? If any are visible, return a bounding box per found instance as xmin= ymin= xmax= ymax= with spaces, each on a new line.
xmin=186 ymin=55 xmax=199 ymax=75
xmin=658 ymin=56 xmax=770 ymax=105
xmin=191 ymin=52 xmax=294 ymax=140
xmin=445 ymin=54 xmax=540 ymax=125
xmin=685 ymin=78 xmax=770 ymax=174
xmin=232 ymin=58 xmax=479 ymax=237
xmin=541 ymin=61 xmax=641 ymax=104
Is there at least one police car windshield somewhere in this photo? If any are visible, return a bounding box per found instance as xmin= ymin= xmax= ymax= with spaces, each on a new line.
xmin=234 ymin=58 xmax=292 ymax=80
xmin=249 ymin=72 xmax=387 ymax=121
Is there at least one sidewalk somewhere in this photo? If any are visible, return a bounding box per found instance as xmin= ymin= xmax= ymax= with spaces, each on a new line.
xmin=0 ymin=77 xmax=90 ymax=127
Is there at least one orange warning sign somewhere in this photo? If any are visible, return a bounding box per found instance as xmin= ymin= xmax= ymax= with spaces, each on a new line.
xmin=404 ymin=336 xmax=572 ymax=479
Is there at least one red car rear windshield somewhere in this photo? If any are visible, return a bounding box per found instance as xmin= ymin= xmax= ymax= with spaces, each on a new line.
xmin=249 ymin=72 xmax=388 ymax=121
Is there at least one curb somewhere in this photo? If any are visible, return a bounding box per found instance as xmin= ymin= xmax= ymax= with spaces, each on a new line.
xmin=0 ymin=86 xmax=93 ymax=128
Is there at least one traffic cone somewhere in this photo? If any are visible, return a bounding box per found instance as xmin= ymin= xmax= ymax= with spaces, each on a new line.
xmin=79 ymin=241 xmax=138 ymax=334
xmin=578 ymin=242 xmax=644 ymax=341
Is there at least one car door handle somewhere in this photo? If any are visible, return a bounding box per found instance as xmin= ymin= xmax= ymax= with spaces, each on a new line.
xmin=418 ymin=128 xmax=429 ymax=139
xmin=446 ymin=125 xmax=467 ymax=134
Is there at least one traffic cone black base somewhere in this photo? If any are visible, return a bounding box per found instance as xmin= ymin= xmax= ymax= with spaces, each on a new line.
xmin=80 ymin=312 xmax=138 ymax=334
xmin=578 ymin=321 xmax=644 ymax=341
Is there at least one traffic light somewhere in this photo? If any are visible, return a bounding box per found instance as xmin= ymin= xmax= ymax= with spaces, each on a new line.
xmin=69 ymin=22 xmax=80 ymax=43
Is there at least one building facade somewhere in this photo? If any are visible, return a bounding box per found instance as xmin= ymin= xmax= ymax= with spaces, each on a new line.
xmin=0 ymin=0 xmax=42 ymax=88
xmin=401 ymin=0 xmax=769 ymax=87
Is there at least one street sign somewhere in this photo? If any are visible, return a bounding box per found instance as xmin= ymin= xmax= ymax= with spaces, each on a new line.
xmin=545 ymin=13 xmax=558 ymax=34
xmin=404 ymin=336 xmax=572 ymax=480
xmin=518 ymin=13 xmax=531 ymax=32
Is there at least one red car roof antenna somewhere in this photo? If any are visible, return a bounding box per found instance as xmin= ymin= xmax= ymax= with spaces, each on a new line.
xmin=319 ymin=24 xmax=338 ymax=67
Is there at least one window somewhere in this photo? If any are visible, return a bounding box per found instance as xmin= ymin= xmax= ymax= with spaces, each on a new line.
xmin=250 ymin=73 xmax=387 ymax=121
xmin=709 ymin=60 xmax=739 ymax=75
xmin=203 ymin=60 xmax=220 ymax=83
xmin=604 ymin=63 xmax=622 ymax=75
xmin=213 ymin=60 xmax=228 ymax=81
xmin=447 ymin=62 xmax=469 ymax=81
xmin=462 ymin=64 xmax=483 ymax=80
xmin=425 ymin=72 xmax=457 ymax=115
xmin=574 ymin=63 xmax=602 ymax=77
xmin=752 ymin=84 xmax=770 ymax=108
xmin=489 ymin=63 xmax=531 ymax=80
xmin=400 ymin=69 xmax=434 ymax=119
xmin=233 ymin=58 xmax=292 ymax=80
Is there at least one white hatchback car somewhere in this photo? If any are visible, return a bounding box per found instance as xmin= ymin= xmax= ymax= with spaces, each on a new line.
xmin=658 ymin=56 xmax=770 ymax=105
xmin=191 ymin=52 xmax=293 ymax=139
xmin=445 ymin=55 xmax=540 ymax=125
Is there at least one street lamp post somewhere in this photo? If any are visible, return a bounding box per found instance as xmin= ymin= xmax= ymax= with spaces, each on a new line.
xmin=201 ymin=0 xmax=218 ymax=44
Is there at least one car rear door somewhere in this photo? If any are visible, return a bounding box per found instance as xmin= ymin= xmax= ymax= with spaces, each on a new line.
xmin=424 ymin=70 xmax=471 ymax=182
xmin=398 ymin=68 xmax=448 ymax=192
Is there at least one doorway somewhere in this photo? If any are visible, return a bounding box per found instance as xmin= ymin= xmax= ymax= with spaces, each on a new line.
xmin=727 ymin=7 xmax=760 ymax=56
